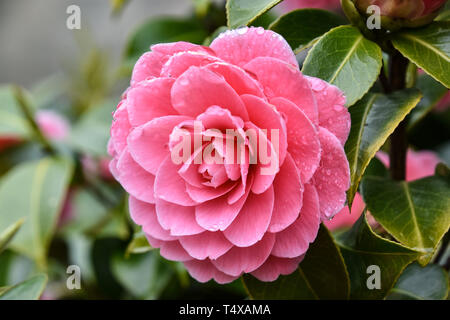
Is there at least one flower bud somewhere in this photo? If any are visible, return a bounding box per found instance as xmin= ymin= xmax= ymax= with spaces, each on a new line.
xmin=354 ymin=0 xmax=447 ymax=29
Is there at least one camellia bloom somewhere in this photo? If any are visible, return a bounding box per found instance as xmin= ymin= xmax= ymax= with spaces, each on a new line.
xmin=325 ymin=149 xmax=441 ymax=230
xmin=354 ymin=0 xmax=446 ymax=28
xmin=280 ymin=0 xmax=342 ymax=11
xmin=109 ymin=27 xmax=351 ymax=283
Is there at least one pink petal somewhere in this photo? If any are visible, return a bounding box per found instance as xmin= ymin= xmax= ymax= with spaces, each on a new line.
xmin=306 ymin=76 xmax=350 ymax=146
xmin=131 ymin=51 xmax=164 ymax=85
xmin=204 ymin=62 xmax=265 ymax=98
xmin=183 ymin=259 xmax=238 ymax=284
xmin=210 ymin=27 xmax=298 ymax=68
xmin=186 ymin=180 xmax=236 ymax=203
xmin=127 ymin=115 xmax=190 ymax=175
xmin=160 ymin=51 xmax=221 ymax=78
xmin=324 ymin=192 xmax=365 ymax=231
xmin=111 ymin=101 xmax=132 ymax=156
xmin=313 ymin=127 xmax=350 ymax=220
xmin=241 ymin=94 xmax=287 ymax=166
xmin=245 ymin=57 xmax=318 ymax=124
xmin=269 ymin=153 xmax=303 ymax=232
xmin=155 ymin=198 xmax=204 ymax=236
xmin=116 ymin=148 xmax=156 ymax=203
xmin=271 ymin=183 xmax=320 ymax=258
xmin=128 ymin=196 xmax=175 ymax=241
xmin=271 ymin=97 xmax=321 ymax=183
xmin=159 ymin=240 xmax=193 ymax=262
xmin=171 ymin=66 xmax=249 ymax=120
xmin=151 ymin=42 xmax=215 ymax=56
xmin=179 ymin=231 xmax=233 ymax=260
xmin=223 ymin=186 xmax=274 ymax=247
xmin=154 ymin=156 xmax=197 ymax=206
xmin=195 ymin=182 xmax=251 ymax=232
xmin=212 ymin=233 xmax=276 ymax=276
xmin=196 ymin=105 xmax=244 ymax=131
xmin=251 ymin=255 xmax=303 ymax=282
xmin=127 ymin=78 xmax=178 ymax=126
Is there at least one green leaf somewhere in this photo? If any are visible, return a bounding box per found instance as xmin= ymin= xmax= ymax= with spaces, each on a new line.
xmin=112 ymin=252 xmax=172 ymax=299
xmin=243 ymin=225 xmax=350 ymax=299
xmin=302 ymin=25 xmax=382 ymax=106
xmin=0 ymin=86 xmax=32 ymax=138
xmin=336 ymin=213 xmax=421 ymax=299
xmin=392 ymin=22 xmax=450 ymax=88
xmin=226 ymin=0 xmax=282 ymax=29
xmin=0 ymin=157 xmax=73 ymax=269
xmin=0 ymin=274 xmax=47 ymax=300
xmin=387 ymin=263 xmax=448 ymax=300
xmin=0 ymin=219 xmax=24 ymax=254
xmin=69 ymin=100 xmax=115 ymax=157
xmin=125 ymin=231 xmax=153 ymax=257
xmin=408 ymin=74 xmax=449 ymax=129
xmin=345 ymin=89 xmax=422 ymax=206
xmin=269 ymin=9 xmax=346 ymax=53
xmin=361 ymin=175 xmax=450 ymax=265
xmin=125 ymin=17 xmax=208 ymax=61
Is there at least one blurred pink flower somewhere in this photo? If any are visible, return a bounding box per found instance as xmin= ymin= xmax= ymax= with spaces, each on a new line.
xmin=35 ymin=110 xmax=70 ymax=141
xmin=108 ymin=27 xmax=351 ymax=283
xmin=325 ymin=149 xmax=441 ymax=230
xmin=280 ymin=0 xmax=342 ymax=11
xmin=355 ymin=0 xmax=446 ymax=20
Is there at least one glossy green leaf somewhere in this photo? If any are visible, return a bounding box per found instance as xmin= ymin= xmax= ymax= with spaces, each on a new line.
xmin=0 ymin=157 xmax=73 ymax=269
xmin=392 ymin=22 xmax=450 ymax=88
xmin=345 ymin=89 xmax=422 ymax=206
xmin=387 ymin=263 xmax=448 ymax=300
xmin=112 ymin=252 xmax=172 ymax=299
xmin=0 ymin=274 xmax=47 ymax=300
xmin=302 ymin=25 xmax=382 ymax=106
xmin=336 ymin=213 xmax=421 ymax=299
xmin=125 ymin=17 xmax=208 ymax=61
xmin=361 ymin=175 xmax=450 ymax=264
xmin=0 ymin=219 xmax=24 ymax=254
xmin=269 ymin=9 xmax=345 ymax=53
xmin=243 ymin=225 xmax=350 ymax=300
xmin=226 ymin=0 xmax=282 ymax=28
xmin=408 ymin=74 xmax=449 ymax=129
xmin=0 ymin=86 xmax=32 ymax=138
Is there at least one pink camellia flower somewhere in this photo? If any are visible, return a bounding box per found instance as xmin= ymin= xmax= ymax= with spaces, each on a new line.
xmin=354 ymin=0 xmax=446 ymax=26
xmin=325 ymin=149 xmax=441 ymax=230
xmin=280 ymin=0 xmax=342 ymax=11
xmin=108 ymin=27 xmax=351 ymax=283
xmin=35 ymin=110 xmax=70 ymax=141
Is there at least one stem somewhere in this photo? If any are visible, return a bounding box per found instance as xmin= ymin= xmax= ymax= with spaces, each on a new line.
xmin=13 ymin=86 xmax=56 ymax=155
xmin=386 ymin=51 xmax=409 ymax=180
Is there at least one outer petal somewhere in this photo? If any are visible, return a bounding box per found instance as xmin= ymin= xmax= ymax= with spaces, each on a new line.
xmin=245 ymin=57 xmax=318 ymax=124
xmin=212 ymin=233 xmax=275 ymax=277
xmin=313 ymin=127 xmax=350 ymax=220
xmin=116 ymin=148 xmax=156 ymax=203
xmin=131 ymin=51 xmax=164 ymax=85
xmin=324 ymin=192 xmax=365 ymax=231
xmin=306 ymin=76 xmax=350 ymax=146
xmin=268 ymin=153 xmax=303 ymax=233
xmin=210 ymin=27 xmax=298 ymax=68
xmin=127 ymin=115 xmax=190 ymax=175
xmin=171 ymin=66 xmax=249 ymax=120
xmin=271 ymin=97 xmax=321 ymax=183
xmin=155 ymin=198 xmax=204 ymax=236
xmin=128 ymin=197 xmax=175 ymax=241
xmin=223 ymin=186 xmax=274 ymax=247
xmin=184 ymin=260 xmax=238 ymax=284
xmin=154 ymin=156 xmax=197 ymax=206
xmin=151 ymin=42 xmax=215 ymax=56
xmin=160 ymin=51 xmax=221 ymax=78
xmin=111 ymin=101 xmax=132 ymax=156
xmin=179 ymin=231 xmax=233 ymax=260
xmin=127 ymin=78 xmax=178 ymax=126
xmin=250 ymin=256 xmax=303 ymax=282
xmin=159 ymin=240 xmax=193 ymax=262
xmin=271 ymin=183 xmax=320 ymax=258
